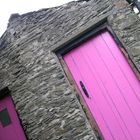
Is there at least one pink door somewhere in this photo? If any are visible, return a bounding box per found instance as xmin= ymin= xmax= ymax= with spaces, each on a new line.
xmin=64 ymin=31 xmax=140 ymax=140
xmin=0 ymin=96 xmax=27 ymax=140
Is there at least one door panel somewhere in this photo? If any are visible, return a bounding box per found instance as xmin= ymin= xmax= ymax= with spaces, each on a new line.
xmin=63 ymin=31 xmax=140 ymax=140
xmin=0 ymin=96 xmax=26 ymax=140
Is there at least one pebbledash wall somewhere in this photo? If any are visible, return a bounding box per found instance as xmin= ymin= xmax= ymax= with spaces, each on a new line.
xmin=0 ymin=0 xmax=140 ymax=139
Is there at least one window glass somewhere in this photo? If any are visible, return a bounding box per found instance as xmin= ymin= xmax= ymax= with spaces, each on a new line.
xmin=0 ymin=108 xmax=12 ymax=127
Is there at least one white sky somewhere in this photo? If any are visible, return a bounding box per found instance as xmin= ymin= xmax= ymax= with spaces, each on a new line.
xmin=0 ymin=0 xmax=74 ymax=37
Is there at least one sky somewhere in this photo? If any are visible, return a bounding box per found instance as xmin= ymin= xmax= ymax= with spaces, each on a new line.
xmin=0 ymin=0 xmax=75 ymax=37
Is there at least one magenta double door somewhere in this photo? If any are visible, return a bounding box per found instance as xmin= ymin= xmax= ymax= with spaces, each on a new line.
xmin=0 ymin=96 xmax=26 ymax=140
xmin=64 ymin=31 xmax=140 ymax=140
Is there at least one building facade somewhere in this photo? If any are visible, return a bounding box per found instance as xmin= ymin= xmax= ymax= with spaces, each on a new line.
xmin=0 ymin=0 xmax=140 ymax=139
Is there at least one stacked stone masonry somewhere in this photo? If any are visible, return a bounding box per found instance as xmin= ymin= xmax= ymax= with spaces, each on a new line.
xmin=0 ymin=0 xmax=140 ymax=139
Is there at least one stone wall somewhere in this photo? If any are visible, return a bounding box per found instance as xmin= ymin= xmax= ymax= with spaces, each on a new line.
xmin=0 ymin=0 xmax=140 ymax=139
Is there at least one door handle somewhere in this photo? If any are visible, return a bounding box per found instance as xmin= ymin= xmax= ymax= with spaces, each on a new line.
xmin=80 ymin=81 xmax=90 ymax=98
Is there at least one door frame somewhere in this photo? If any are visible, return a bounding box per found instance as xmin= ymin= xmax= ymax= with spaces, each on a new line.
xmin=53 ymin=17 xmax=140 ymax=139
xmin=0 ymin=87 xmax=27 ymax=140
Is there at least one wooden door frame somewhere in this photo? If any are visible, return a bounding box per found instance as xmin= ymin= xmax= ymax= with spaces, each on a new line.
xmin=52 ymin=17 xmax=140 ymax=140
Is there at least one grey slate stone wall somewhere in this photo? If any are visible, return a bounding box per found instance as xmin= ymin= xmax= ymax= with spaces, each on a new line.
xmin=0 ymin=0 xmax=140 ymax=139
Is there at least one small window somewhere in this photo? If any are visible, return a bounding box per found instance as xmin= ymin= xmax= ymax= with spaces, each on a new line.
xmin=133 ymin=0 xmax=140 ymax=10
xmin=0 ymin=108 xmax=12 ymax=127
xmin=127 ymin=0 xmax=140 ymax=15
